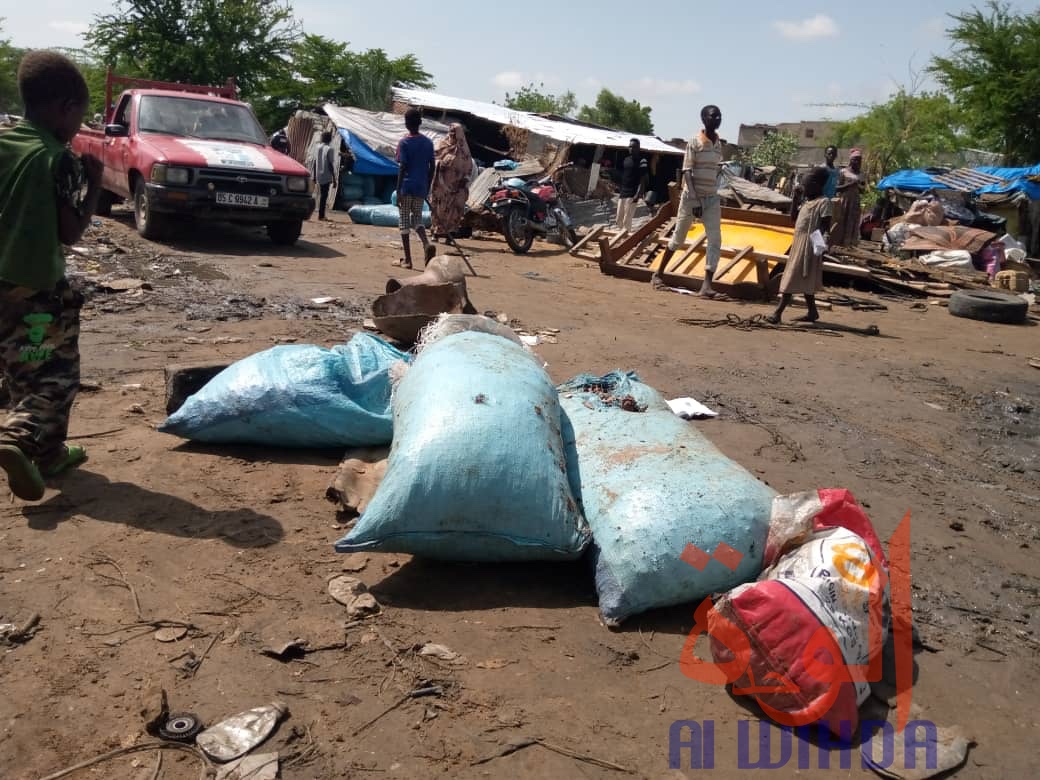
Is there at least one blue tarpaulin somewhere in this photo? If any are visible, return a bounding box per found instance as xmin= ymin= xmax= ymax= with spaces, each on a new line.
xmin=338 ymin=128 xmax=398 ymax=177
xmin=878 ymin=165 xmax=1040 ymax=200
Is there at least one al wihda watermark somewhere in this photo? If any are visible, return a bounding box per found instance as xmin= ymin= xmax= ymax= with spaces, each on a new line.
xmin=669 ymin=718 xmax=944 ymax=771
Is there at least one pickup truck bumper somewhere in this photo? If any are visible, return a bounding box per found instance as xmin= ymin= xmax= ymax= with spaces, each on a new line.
xmin=145 ymin=183 xmax=315 ymax=222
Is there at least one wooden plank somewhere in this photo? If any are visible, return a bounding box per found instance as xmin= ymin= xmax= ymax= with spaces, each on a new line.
xmin=621 ymin=233 xmax=659 ymax=266
xmin=597 ymin=236 xmax=615 ymax=267
xmin=721 ymin=206 xmax=794 ymax=228
xmin=568 ymin=225 xmax=604 ymax=257
xmin=608 ymin=199 xmax=676 ymax=258
xmin=665 ymin=235 xmax=706 ymax=273
xmin=714 ymin=245 xmax=755 ymax=279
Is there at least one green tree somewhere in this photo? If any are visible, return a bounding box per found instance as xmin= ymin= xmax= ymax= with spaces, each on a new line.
xmin=503 ymin=82 xmax=577 ymax=116
xmin=52 ymin=47 xmax=110 ymax=118
xmin=745 ymin=131 xmax=799 ymax=171
xmin=831 ymin=90 xmax=969 ymax=178
xmin=253 ymin=33 xmax=433 ymax=130
xmin=85 ymin=0 xmax=300 ymax=96
xmin=577 ymin=88 xmax=653 ymax=135
xmin=930 ymin=1 xmax=1040 ymax=164
xmin=0 ymin=19 xmax=23 ymax=114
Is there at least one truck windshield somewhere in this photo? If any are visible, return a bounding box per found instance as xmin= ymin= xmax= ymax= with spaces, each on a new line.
xmin=138 ymin=96 xmax=267 ymax=145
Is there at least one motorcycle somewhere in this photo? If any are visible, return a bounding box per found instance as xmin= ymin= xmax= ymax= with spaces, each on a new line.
xmin=485 ymin=164 xmax=578 ymax=254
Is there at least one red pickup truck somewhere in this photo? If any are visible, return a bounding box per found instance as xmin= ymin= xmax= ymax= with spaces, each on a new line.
xmin=73 ymin=74 xmax=314 ymax=245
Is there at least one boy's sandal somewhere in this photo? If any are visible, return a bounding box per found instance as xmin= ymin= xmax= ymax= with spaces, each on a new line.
xmin=42 ymin=445 xmax=88 ymax=478
xmin=394 ymin=259 xmax=412 ymax=269
xmin=0 ymin=445 xmax=46 ymax=501
xmin=702 ymin=291 xmax=732 ymax=302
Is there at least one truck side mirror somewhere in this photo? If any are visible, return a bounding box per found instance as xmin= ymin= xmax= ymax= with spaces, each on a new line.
xmin=104 ymin=124 xmax=129 ymax=138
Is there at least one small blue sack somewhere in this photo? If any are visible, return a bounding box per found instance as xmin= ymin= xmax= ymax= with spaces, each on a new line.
xmin=159 ymin=333 xmax=409 ymax=448
xmin=559 ymin=372 xmax=775 ymax=626
xmin=336 ymin=331 xmax=590 ymax=561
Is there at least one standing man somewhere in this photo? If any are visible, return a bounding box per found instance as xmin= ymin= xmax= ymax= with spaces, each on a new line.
xmin=311 ymin=130 xmax=337 ymax=221
xmin=395 ymin=108 xmax=435 ymax=269
xmin=616 ymin=138 xmax=649 ymax=234
xmin=652 ymin=105 xmax=727 ymax=300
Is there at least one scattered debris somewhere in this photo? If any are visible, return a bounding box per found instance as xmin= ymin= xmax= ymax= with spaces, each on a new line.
xmin=473 ymin=735 xmax=632 ymax=774
xmin=352 ymin=684 xmax=446 ymax=736
xmin=196 ymin=702 xmax=288 ymax=763
xmin=157 ymin=712 xmax=205 ymax=743
xmin=418 ymin=643 xmax=463 ymax=663
xmin=666 ymin=397 xmax=718 ymax=420
xmin=154 ymin=626 xmax=188 ymax=643
xmin=0 ymin=613 xmax=41 ymax=645
xmin=260 ymin=639 xmax=309 ymax=661
xmin=215 ymin=753 xmax=279 ymax=780
xmin=328 ymin=576 xmax=382 ymax=619
xmin=326 ymin=448 xmax=390 ymax=517
xmin=476 ymin=659 xmax=516 ymax=670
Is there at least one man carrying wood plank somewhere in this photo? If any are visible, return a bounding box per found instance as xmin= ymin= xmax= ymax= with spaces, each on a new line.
xmin=652 ymin=105 xmax=729 ymax=301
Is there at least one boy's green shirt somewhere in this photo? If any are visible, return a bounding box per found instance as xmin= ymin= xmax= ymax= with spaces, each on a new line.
xmin=0 ymin=121 xmax=83 ymax=291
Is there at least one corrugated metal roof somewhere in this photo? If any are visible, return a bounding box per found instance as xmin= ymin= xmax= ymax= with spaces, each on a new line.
xmin=393 ymin=87 xmax=682 ymax=156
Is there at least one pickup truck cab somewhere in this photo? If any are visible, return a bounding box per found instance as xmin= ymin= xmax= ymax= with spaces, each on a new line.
xmin=73 ymin=74 xmax=314 ymax=245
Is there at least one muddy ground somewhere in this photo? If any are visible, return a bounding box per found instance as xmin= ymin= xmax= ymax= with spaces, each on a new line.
xmin=1 ymin=208 xmax=1037 ymax=779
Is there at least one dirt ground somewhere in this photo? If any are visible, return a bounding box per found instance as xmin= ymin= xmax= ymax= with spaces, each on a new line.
xmin=2 ymin=208 xmax=1037 ymax=780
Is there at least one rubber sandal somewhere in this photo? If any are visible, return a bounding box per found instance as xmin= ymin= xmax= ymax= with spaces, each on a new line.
xmin=394 ymin=259 xmax=412 ymax=269
xmin=0 ymin=444 xmax=46 ymax=501
xmin=702 ymin=291 xmax=732 ymax=302
xmin=41 ymin=445 xmax=87 ymax=478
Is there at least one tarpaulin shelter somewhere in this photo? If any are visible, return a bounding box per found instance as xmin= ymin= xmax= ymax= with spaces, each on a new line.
xmin=322 ymin=104 xmax=450 ymax=176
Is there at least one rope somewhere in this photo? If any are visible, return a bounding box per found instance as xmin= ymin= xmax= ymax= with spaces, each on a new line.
xmin=677 ymin=313 xmax=777 ymax=331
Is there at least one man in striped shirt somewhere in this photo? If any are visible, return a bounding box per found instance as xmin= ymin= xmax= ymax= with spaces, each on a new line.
xmin=652 ymin=105 xmax=728 ymax=300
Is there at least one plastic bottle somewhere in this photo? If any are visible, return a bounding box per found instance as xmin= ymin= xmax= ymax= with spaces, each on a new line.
xmin=196 ymin=701 xmax=288 ymax=763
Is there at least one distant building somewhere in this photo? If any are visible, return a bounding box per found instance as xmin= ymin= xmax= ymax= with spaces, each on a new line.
xmin=738 ymin=121 xmax=850 ymax=166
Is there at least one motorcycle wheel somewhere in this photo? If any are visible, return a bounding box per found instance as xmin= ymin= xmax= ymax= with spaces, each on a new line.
xmin=503 ymin=207 xmax=534 ymax=254
xmin=562 ymin=227 xmax=579 ymax=249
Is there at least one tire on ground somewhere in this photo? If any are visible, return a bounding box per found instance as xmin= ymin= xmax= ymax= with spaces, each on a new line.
xmin=948 ymin=289 xmax=1028 ymax=325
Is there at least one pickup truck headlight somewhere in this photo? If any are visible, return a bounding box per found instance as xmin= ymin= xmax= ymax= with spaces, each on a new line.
xmin=286 ymin=176 xmax=309 ymax=193
xmin=151 ymin=164 xmax=190 ymax=185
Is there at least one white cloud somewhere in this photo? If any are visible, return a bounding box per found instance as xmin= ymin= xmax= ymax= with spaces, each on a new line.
xmin=625 ymin=77 xmax=701 ymax=98
xmin=491 ymin=71 xmax=562 ymax=92
xmin=48 ymin=21 xmax=89 ymax=36
xmin=773 ymin=14 xmax=840 ymax=41
xmin=491 ymin=71 xmax=526 ymax=90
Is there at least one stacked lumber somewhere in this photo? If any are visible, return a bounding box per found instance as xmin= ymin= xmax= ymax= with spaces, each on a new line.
xmin=825 ymin=242 xmax=991 ymax=297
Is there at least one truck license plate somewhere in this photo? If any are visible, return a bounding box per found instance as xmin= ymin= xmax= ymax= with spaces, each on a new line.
xmin=215 ymin=192 xmax=269 ymax=208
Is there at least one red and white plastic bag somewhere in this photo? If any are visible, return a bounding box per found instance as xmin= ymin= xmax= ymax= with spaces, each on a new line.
xmin=708 ymin=489 xmax=890 ymax=737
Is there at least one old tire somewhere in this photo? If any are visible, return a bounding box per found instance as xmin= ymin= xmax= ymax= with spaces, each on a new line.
xmin=133 ymin=178 xmax=168 ymax=240
xmin=268 ymin=219 xmax=303 ymax=246
xmin=562 ymin=227 xmax=579 ymax=249
xmin=948 ymin=289 xmax=1028 ymax=325
xmin=503 ymin=207 xmax=533 ymax=254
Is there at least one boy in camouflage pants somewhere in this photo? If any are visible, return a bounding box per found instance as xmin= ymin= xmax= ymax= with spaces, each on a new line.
xmin=0 ymin=51 xmax=103 ymax=500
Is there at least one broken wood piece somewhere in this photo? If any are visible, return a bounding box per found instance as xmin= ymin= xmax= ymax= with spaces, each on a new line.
xmin=567 ymin=225 xmax=604 ymax=257
xmin=663 ymin=235 xmax=706 ymax=273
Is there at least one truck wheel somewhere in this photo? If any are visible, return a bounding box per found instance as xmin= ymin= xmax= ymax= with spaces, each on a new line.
xmin=268 ymin=219 xmax=303 ymax=246
xmin=948 ymin=289 xmax=1028 ymax=325
xmin=96 ymin=190 xmax=115 ymax=218
xmin=133 ymin=178 xmax=167 ymax=240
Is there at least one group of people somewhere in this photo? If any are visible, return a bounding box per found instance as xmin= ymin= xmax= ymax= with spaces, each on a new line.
xmin=617 ymin=104 xmax=867 ymax=318
xmin=306 ymin=108 xmax=474 ymax=270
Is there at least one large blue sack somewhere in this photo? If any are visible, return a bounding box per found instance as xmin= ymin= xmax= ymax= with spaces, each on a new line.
xmin=159 ymin=333 xmax=409 ymax=448
xmin=369 ymin=204 xmax=431 ymax=228
xmin=336 ymin=331 xmax=590 ymax=561
xmin=559 ymin=372 xmax=775 ymax=626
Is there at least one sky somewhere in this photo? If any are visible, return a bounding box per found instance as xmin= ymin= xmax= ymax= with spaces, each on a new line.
xmin=2 ymin=1 xmax=1024 ymax=140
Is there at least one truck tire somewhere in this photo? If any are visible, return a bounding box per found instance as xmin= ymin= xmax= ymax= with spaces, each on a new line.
xmin=268 ymin=219 xmax=303 ymax=246
xmin=948 ymin=289 xmax=1028 ymax=325
xmin=133 ymin=178 xmax=168 ymax=240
